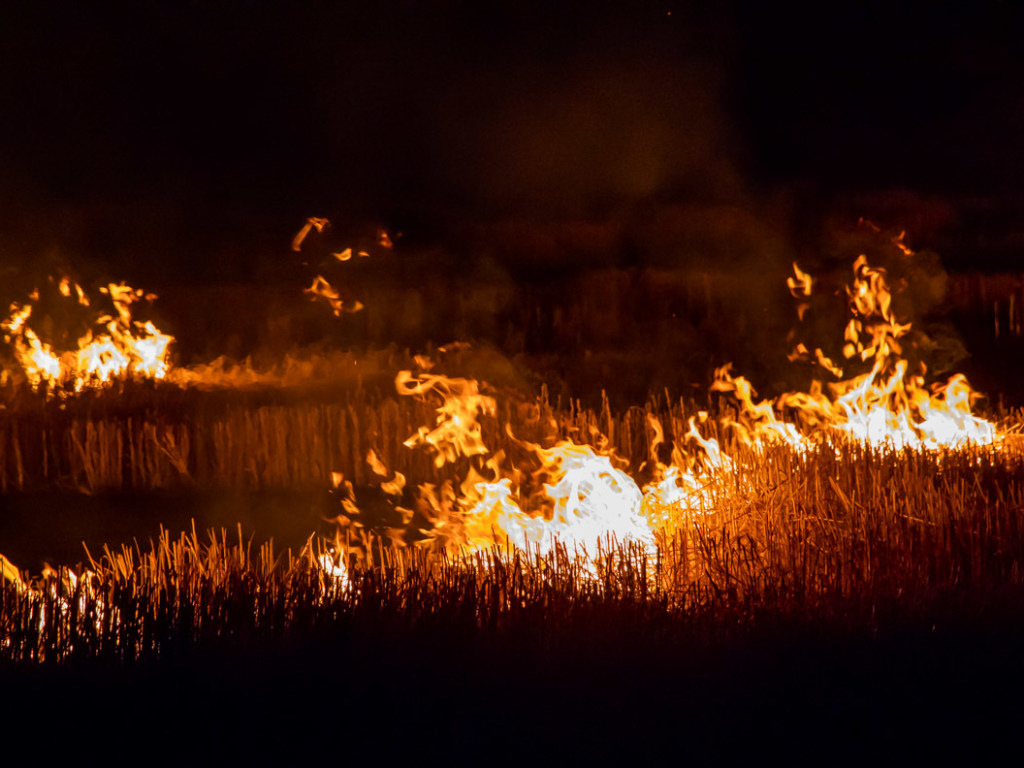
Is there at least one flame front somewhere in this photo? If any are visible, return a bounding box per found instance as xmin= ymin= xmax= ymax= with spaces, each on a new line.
xmin=0 ymin=240 xmax=1002 ymax=578
xmin=2 ymin=278 xmax=174 ymax=395
xmin=777 ymin=253 xmax=996 ymax=450
xmin=326 ymin=244 xmax=999 ymax=566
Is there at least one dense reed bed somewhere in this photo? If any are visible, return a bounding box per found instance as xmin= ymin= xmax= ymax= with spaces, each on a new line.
xmin=5 ymin=437 xmax=1023 ymax=666
xmin=0 ymin=376 xmax=682 ymax=493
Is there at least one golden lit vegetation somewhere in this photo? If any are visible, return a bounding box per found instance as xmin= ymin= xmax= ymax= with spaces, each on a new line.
xmin=2 ymin=234 xmax=1022 ymax=666
xmin=4 ymin=435 xmax=1024 ymax=664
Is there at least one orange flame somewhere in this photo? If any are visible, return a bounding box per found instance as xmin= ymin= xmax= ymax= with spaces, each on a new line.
xmin=2 ymin=279 xmax=174 ymax=395
xmin=305 ymin=275 xmax=364 ymax=316
xmin=778 ymin=252 xmax=996 ymax=449
xmin=291 ymin=216 xmax=329 ymax=251
xmin=396 ymin=369 xmax=496 ymax=467
xmin=787 ymin=261 xmax=813 ymax=321
xmin=349 ymin=246 xmax=999 ymax=561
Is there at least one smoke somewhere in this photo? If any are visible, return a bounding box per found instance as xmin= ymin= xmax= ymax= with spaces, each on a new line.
xmin=423 ymin=53 xmax=742 ymax=216
xmin=0 ymin=2 xmax=999 ymax=403
xmin=290 ymin=4 xmax=745 ymax=224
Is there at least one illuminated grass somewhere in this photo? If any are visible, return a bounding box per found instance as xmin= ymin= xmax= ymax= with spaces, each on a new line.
xmin=4 ymin=438 xmax=1023 ymax=665
xmin=0 ymin=375 xmax=688 ymax=492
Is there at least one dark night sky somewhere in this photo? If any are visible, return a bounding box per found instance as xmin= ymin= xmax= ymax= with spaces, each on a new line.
xmin=0 ymin=1 xmax=1022 ymax=282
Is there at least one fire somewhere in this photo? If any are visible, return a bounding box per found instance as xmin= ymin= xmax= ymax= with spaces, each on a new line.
xmin=305 ymin=275 xmax=364 ymax=315
xmin=1 ymin=552 xmax=23 ymax=592
xmin=0 ymin=218 xmax=392 ymax=394
xmin=530 ymin=440 xmax=652 ymax=554
xmin=291 ymin=216 xmax=330 ymax=251
xmin=710 ymin=364 xmax=806 ymax=450
xmin=0 ymin=229 xmax=1002 ymax=587
xmin=294 ymin=217 xmax=381 ymax=316
xmin=2 ymin=278 xmax=174 ymax=395
xmin=452 ymin=441 xmax=655 ymax=557
xmin=396 ymin=369 xmax=496 ymax=466
xmin=787 ymin=261 xmax=813 ymax=321
xmin=326 ymin=241 xmax=998 ymax=564
xmin=391 ymin=361 xmax=659 ymax=558
xmin=638 ymin=413 xmax=730 ymax=534
xmin=318 ymin=549 xmax=351 ymax=588
xmin=777 ymin=252 xmax=996 ymax=450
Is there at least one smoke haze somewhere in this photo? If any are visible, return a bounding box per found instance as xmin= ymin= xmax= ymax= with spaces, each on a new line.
xmin=0 ymin=2 xmax=1019 ymax=289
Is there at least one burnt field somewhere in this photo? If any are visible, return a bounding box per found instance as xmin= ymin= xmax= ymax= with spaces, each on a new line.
xmin=3 ymin=232 xmax=1024 ymax=761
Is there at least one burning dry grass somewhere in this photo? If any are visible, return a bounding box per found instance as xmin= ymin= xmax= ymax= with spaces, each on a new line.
xmin=3 ymin=239 xmax=1022 ymax=674
xmin=0 ymin=373 xmax=683 ymax=493
xmin=5 ymin=436 xmax=1023 ymax=665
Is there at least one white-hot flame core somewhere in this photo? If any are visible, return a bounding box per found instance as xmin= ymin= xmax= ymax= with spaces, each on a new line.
xmin=318 ymin=552 xmax=350 ymax=588
xmin=534 ymin=441 xmax=651 ymax=554
xmin=454 ymin=442 xmax=657 ymax=559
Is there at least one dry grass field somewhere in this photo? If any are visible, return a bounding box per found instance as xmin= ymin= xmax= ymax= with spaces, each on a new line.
xmin=2 ymin=250 xmax=1023 ymax=762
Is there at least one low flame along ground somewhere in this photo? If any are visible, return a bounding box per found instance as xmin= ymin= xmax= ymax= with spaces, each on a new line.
xmin=0 ymin=225 xmax=1003 ymax=592
xmin=1 ymin=277 xmax=173 ymax=393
